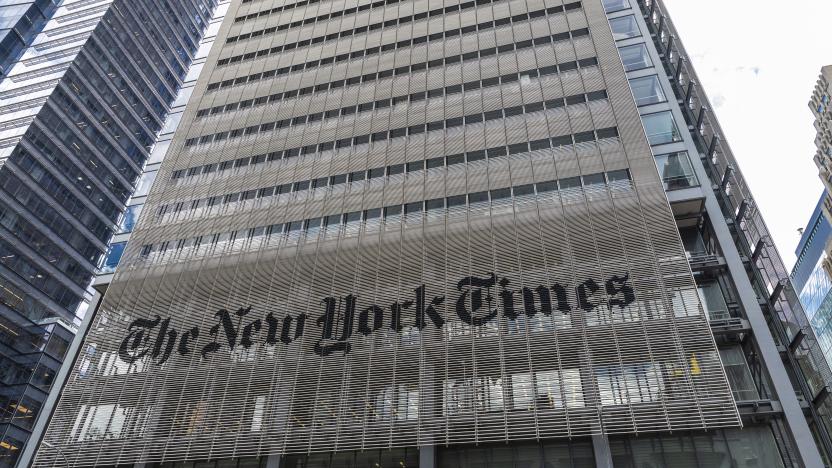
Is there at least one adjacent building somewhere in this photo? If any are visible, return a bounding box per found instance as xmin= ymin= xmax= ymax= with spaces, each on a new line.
xmin=812 ymin=66 xmax=832 ymax=224
xmin=792 ymin=193 xmax=832 ymax=378
xmin=0 ymin=0 xmax=218 ymax=465
xmin=32 ymin=0 xmax=832 ymax=467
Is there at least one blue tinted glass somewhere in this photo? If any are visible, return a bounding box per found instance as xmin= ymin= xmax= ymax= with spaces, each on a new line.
xmin=102 ymin=242 xmax=127 ymax=273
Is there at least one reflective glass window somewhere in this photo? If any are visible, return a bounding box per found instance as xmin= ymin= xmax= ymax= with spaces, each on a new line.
xmin=654 ymin=151 xmax=698 ymax=190
xmin=619 ymin=43 xmax=652 ymax=71
xmin=101 ymin=242 xmax=127 ymax=273
xmin=602 ymin=0 xmax=630 ymax=13
xmin=641 ymin=111 xmax=682 ymax=145
xmin=629 ymin=75 xmax=666 ymax=106
xmin=609 ymin=15 xmax=639 ymax=40
xmin=119 ymin=204 xmax=144 ymax=233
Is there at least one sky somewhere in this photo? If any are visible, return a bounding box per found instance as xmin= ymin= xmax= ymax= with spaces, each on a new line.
xmin=661 ymin=0 xmax=832 ymax=268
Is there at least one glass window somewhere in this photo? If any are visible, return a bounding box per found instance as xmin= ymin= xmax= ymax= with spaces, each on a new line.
xmin=697 ymin=281 xmax=730 ymax=321
xmin=618 ymin=43 xmax=652 ymax=71
xmin=654 ymin=151 xmax=698 ymax=190
xmin=629 ymin=75 xmax=666 ymax=106
xmin=609 ymin=15 xmax=640 ymax=40
xmin=603 ymin=0 xmax=630 ymax=13
xmin=641 ymin=111 xmax=682 ymax=145
xmin=101 ymin=242 xmax=127 ymax=273
xmin=133 ymin=170 xmax=158 ymax=197
xmin=118 ymin=204 xmax=144 ymax=233
xmin=719 ymin=347 xmax=760 ymax=401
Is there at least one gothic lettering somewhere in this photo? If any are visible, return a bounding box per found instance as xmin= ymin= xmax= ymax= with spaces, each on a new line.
xmin=456 ymin=274 xmax=498 ymax=326
xmin=414 ymin=286 xmax=445 ymax=329
xmin=118 ymin=315 xmax=161 ymax=364
xmin=605 ymin=274 xmax=635 ymax=309
xmin=577 ymin=279 xmax=601 ymax=312
xmin=359 ymin=305 xmax=384 ymax=335
xmin=118 ymin=273 xmax=638 ymax=364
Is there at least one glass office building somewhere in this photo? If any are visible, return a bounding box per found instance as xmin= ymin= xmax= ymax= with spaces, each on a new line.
xmin=34 ymin=0 xmax=832 ymax=467
xmin=791 ymin=194 xmax=832 ymax=382
xmin=0 ymin=0 xmax=217 ymax=465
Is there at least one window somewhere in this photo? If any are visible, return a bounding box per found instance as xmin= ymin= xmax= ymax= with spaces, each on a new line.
xmin=596 ymin=363 xmax=662 ymax=405
xmin=641 ymin=111 xmax=682 ymax=145
xmin=118 ymin=204 xmax=143 ymax=233
xmin=618 ymin=43 xmax=652 ymax=71
xmin=629 ymin=75 xmax=666 ymax=106
xmin=698 ymin=281 xmax=730 ymax=321
xmin=101 ymin=242 xmax=126 ymax=273
xmin=609 ymin=15 xmax=639 ymax=40
xmin=654 ymin=151 xmax=698 ymax=190
xmin=719 ymin=347 xmax=759 ymax=401
xmin=602 ymin=0 xmax=629 ymax=13
xmin=133 ymin=170 xmax=157 ymax=197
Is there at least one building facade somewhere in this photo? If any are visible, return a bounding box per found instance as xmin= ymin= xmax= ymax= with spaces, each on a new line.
xmin=812 ymin=66 xmax=832 ymax=224
xmin=0 ymin=0 xmax=60 ymax=82
xmin=791 ymin=193 xmax=832 ymax=382
xmin=33 ymin=0 xmax=832 ymax=467
xmin=0 ymin=0 xmax=217 ymax=465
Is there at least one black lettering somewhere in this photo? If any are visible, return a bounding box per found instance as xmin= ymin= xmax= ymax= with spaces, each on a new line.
xmin=265 ymin=312 xmax=280 ymax=344
xmin=499 ymin=278 xmax=519 ymax=320
xmin=118 ymin=315 xmax=161 ymax=364
xmin=151 ymin=318 xmax=177 ymax=364
xmin=241 ymin=319 xmax=262 ymax=348
xmin=390 ymin=299 xmax=412 ymax=332
xmin=178 ymin=326 xmax=199 ymax=355
xmin=414 ymin=285 xmax=445 ymax=329
xmin=551 ymin=283 xmax=571 ymax=313
xmin=455 ymin=273 xmax=498 ymax=326
xmin=281 ymin=313 xmax=306 ymax=344
xmin=359 ymin=305 xmax=384 ymax=335
xmin=201 ymin=306 xmax=249 ymax=358
xmin=314 ymin=296 xmax=355 ymax=356
xmin=606 ymin=274 xmax=635 ymax=309
xmin=577 ymin=279 xmax=600 ymax=311
xmin=522 ymin=285 xmax=552 ymax=317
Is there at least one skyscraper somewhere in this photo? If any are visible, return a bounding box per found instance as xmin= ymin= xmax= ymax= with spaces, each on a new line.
xmin=34 ymin=0 xmax=832 ymax=467
xmin=812 ymin=66 xmax=832 ymax=224
xmin=0 ymin=0 xmax=217 ymax=465
xmin=791 ymin=194 xmax=832 ymax=374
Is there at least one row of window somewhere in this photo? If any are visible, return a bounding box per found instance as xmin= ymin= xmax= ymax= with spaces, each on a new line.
xmin=235 ymin=0 xmax=340 ymax=21
xmin=229 ymin=0 xmax=422 ymax=26
xmin=186 ymin=88 xmax=608 ymax=149
xmin=197 ymin=55 xmax=598 ymax=119
xmin=167 ymin=126 xmax=616 ymax=215
xmin=177 ymin=92 xmax=607 ymax=179
xmin=15 ymin=137 xmax=121 ymax=228
xmin=206 ymin=23 xmax=590 ymax=91
xmin=224 ymin=0 xmax=580 ymax=53
xmin=0 ymin=236 xmax=81 ymax=310
xmin=187 ymin=86 xmax=607 ymax=147
xmin=0 ymin=201 xmax=94 ymax=288
xmin=0 ymin=170 xmax=104 ymax=262
xmin=142 ymin=169 xmax=631 ymax=257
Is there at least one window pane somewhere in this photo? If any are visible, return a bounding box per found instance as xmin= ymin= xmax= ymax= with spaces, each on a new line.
xmin=133 ymin=170 xmax=157 ymax=197
xmin=654 ymin=151 xmax=698 ymax=190
xmin=641 ymin=111 xmax=682 ymax=145
xmin=101 ymin=242 xmax=127 ymax=273
xmin=629 ymin=75 xmax=666 ymax=106
xmin=609 ymin=15 xmax=640 ymax=40
xmin=697 ymin=281 xmax=730 ymax=320
xmin=719 ymin=347 xmax=760 ymax=401
xmin=602 ymin=0 xmax=630 ymax=13
xmin=619 ymin=43 xmax=652 ymax=71
xmin=118 ymin=204 xmax=144 ymax=233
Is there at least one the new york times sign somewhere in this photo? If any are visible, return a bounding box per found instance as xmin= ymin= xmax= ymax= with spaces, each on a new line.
xmin=118 ymin=273 xmax=634 ymax=365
